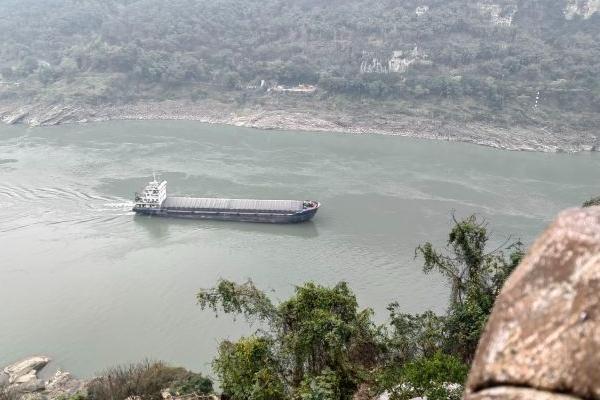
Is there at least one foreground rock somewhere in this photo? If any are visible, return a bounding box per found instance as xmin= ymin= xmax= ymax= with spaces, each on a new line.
xmin=467 ymin=387 xmax=580 ymax=400
xmin=465 ymin=207 xmax=600 ymax=399
xmin=1 ymin=357 xmax=86 ymax=399
xmin=3 ymin=357 xmax=50 ymax=392
xmin=44 ymin=370 xmax=87 ymax=399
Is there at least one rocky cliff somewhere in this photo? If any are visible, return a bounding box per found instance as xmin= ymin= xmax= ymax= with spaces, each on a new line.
xmin=465 ymin=206 xmax=600 ymax=400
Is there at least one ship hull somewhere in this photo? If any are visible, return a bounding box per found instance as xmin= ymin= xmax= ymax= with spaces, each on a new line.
xmin=133 ymin=205 xmax=319 ymax=224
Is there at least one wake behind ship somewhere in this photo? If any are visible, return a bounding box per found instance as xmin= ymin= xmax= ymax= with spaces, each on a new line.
xmin=132 ymin=177 xmax=320 ymax=224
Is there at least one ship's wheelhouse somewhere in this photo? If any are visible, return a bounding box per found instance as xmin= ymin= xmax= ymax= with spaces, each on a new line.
xmin=135 ymin=179 xmax=167 ymax=209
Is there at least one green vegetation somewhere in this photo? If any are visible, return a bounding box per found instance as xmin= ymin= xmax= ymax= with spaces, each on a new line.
xmin=87 ymin=361 xmax=212 ymax=400
xmin=393 ymin=352 xmax=468 ymax=400
xmin=0 ymin=0 xmax=599 ymax=132
xmin=213 ymin=337 xmax=285 ymax=400
xmin=198 ymin=214 xmax=524 ymax=400
xmin=414 ymin=215 xmax=524 ymax=363
xmin=583 ymin=196 xmax=600 ymax=207
xmin=199 ymin=281 xmax=380 ymax=400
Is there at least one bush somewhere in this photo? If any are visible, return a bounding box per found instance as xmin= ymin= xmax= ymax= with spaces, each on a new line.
xmin=583 ymin=196 xmax=600 ymax=207
xmin=171 ymin=373 xmax=213 ymax=396
xmin=212 ymin=337 xmax=285 ymax=400
xmin=200 ymin=281 xmax=382 ymax=400
xmin=391 ymin=352 xmax=468 ymax=400
xmin=299 ymin=369 xmax=341 ymax=400
xmin=87 ymin=360 xmax=212 ymax=400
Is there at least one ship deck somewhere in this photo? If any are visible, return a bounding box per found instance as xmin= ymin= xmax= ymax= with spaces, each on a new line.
xmin=162 ymin=196 xmax=304 ymax=213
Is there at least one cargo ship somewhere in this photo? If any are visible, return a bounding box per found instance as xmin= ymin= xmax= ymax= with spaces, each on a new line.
xmin=132 ymin=176 xmax=320 ymax=224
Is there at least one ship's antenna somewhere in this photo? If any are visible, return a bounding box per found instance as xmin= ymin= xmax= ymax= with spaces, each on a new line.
xmin=153 ymin=170 xmax=157 ymax=182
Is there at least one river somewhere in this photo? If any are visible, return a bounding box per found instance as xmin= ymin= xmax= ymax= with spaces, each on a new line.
xmin=1 ymin=121 xmax=598 ymax=377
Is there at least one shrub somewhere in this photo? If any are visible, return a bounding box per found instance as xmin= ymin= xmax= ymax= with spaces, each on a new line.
xmin=87 ymin=360 xmax=212 ymax=400
xmin=170 ymin=373 xmax=213 ymax=396
xmin=212 ymin=337 xmax=285 ymax=400
xmin=391 ymin=352 xmax=468 ymax=400
xmin=583 ymin=196 xmax=600 ymax=207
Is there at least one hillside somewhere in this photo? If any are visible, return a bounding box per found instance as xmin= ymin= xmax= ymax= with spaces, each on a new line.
xmin=0 ymin=0 xmax=599 ymax=150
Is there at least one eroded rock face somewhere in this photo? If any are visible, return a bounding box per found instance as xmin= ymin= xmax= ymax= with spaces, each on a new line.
xmin=4 ymin=357 xmax=50 ymax=388
xmin=465 ymin=207 xmax=600 ymax=399
xmin=1 ymin=357 xmax=87 ymax=399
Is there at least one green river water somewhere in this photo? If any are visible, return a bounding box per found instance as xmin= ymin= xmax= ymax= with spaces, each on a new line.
xmin=0 ymin=120 xmax=598 ymax=377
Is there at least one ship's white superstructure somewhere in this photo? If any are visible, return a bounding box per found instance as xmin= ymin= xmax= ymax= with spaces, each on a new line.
xmin=134 ymin=175 xmax=167 ymax=209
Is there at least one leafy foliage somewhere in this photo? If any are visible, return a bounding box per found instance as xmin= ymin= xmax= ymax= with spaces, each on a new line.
xmin=199 ymin=215 xmax=524 ymax=400
xmin=414 ymin=214 xmax=524 ymax=363
xmin=374 ymin=214 xmax=523 ymax=399
xmin=213 ymin=337 xmax=285 ymax=400
xmin=170 ymin=373 xmax=214 ymax=396
xmin=197 ymin=279 xmax=277 ymax=323
xmin=392 ymin=352 xmax=468 ymax=400
xmin=198 ymin=281 xmax=382 ymax=400
xmin=299 ymin=369 xmax=342 ymax=400
xmin=384 ymin=309 xmax=447 ymax=363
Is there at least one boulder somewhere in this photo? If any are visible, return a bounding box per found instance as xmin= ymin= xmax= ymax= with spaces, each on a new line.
xmin=465 ymin=207 xmax=600 ymax=399
xmin=4 ymin=357 xmax=50 ymax=388
xmin=44 ymin=370 xmax=86 ymax=398
xmin=467 ymin=387 xmax=580 ymax=400
xmin=1 ymin=357 xmax=90 ymax=399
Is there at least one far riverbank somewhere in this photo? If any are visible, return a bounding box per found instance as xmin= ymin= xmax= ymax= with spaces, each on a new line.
xmin=0 ymin=100 xmax=597 ymax=153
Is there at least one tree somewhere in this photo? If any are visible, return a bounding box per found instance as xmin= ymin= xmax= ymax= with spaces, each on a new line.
xmin=384 ymin=309 xmax=446 ymax=363
xmin=213 ymin=337 xmax=285 ymax=400
xmin=200 ymin=215 xmax=526 ymax=400
xmin=298 ymin=368 xmax=341 ymax=400
xmin=414 ymin=214 xmax=524 ymax=363
xmin=393 ymin=352 xmax=468 ymax=400
xmin=198 ymin=281 xmax=382 ymax=400
xmin=373 ymin=214 xmax=523 ymax=398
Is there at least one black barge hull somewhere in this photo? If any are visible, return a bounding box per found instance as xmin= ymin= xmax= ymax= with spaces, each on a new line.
xmin=133 ymin=197 xmax=320 ymax=224
xmin=133 ymin=207 xmax=318 ymax=223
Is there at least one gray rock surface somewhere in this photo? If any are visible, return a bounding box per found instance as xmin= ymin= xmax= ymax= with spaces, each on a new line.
xmin=3 ymin=357 xmax=50 ymax=390
xmin=0 ymin=372 xmax=8 ymax=386
xmin=2 ymin=357 xmax=87 ymax=399
xmin=467 ymin=387 xmax=580 ymax=400
xmin=465 ymin=207 xmax=600 ymax=400
xmin=0 ymin=100 xmax=598 ymax=153
xmin=44 ymin=370 xmax=86 ymax=399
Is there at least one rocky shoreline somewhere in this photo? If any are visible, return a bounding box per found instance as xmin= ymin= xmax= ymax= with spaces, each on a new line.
xmin=0 ymin=101 xmax=597 ymax=153
xmin=1 ymin=356 xmax=87 ymax=400
xmin=1 ymin=357 xmax=218 ymax=400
